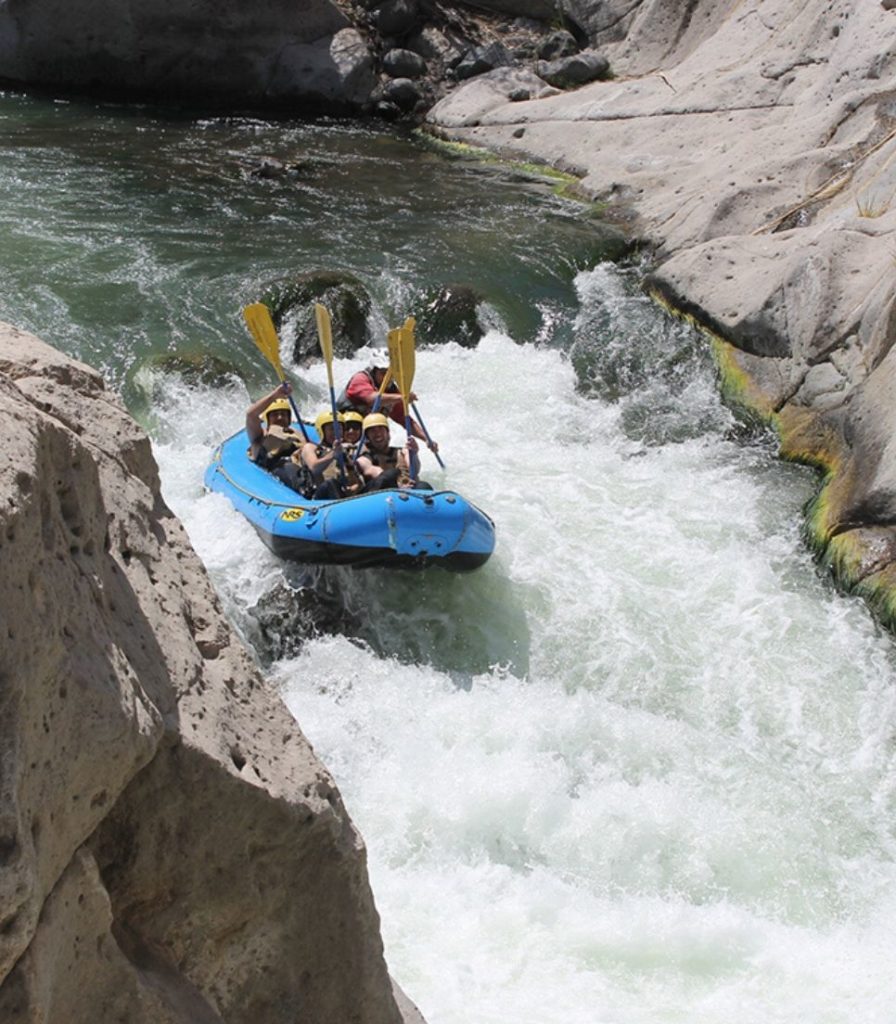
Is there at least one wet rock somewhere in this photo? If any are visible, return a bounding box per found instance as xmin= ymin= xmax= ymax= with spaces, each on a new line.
xmin=417 ymin=285 xmax=485 ymax=348
xmin=247 ymin=578 xmax=360 ymax=664
xmin=383 ymin=48 xmax=427 ymax=78
xmin=375 ymin=99 xmax=404 ymax=120
xmin=248 ymin=156 xmax=286 ymax=179
xmin=147 ymin=352 xmax=242 ymax=388
xmin=535 ymin=49 xmax=610 ymax=88
xmin=262 ymin=271 xmax=373 ymax=364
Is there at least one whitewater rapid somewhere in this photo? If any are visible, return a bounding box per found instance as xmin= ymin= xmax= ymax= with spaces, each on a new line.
xmin=155 ymin=272 xmax=896 ymax=1024
xmin=5 ymin=89 xmax=890 ymax=1022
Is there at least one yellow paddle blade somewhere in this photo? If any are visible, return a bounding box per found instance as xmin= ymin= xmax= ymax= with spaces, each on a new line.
xmin=314 ymin=303 xmax=335 ymax=387
xmin=243 ymin=303 xmax=283 ymax=379
xmin=386 ymin=326 xmax=403 ymax=396
xmin=399 ymin=317 xmax=416 ymax=396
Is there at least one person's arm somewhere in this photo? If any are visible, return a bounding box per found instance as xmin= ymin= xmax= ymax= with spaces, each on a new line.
xmin=356 ymin=455 xmax=382 ymax=481
xmin=246 ymin=382 xmax=291 ymax=444
xmin=345 ymin=372 xmax=378 ymax=409
xmin=302 ymin=439 xmax=341 ymax=479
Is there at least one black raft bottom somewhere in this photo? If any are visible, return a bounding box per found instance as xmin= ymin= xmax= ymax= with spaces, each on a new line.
xmin=262 ymin=533 xmax=490 ymax=572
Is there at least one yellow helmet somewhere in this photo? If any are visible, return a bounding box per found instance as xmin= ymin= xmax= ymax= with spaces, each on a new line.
xmin=362 ymin=413 xmax=389 ymax=431
xmin=315 ymin=410 xmax=336 ymax=433
xmin=342 ymin=411 xmax=364 ymax=427
xmin=263 ymin=398 xmax=291 ymax=419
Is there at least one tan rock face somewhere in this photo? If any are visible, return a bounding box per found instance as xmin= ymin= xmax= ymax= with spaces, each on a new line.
xmin=0 ymin=324 xmax=408 ymax=1023
xmin=428 ymin=0 xmax=896 ymax=625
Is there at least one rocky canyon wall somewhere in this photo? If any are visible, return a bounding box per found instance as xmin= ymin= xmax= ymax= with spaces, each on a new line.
xmin=0 ymin=324 xmax=418 ymax=1023
xmin=427 ymin=0 xmax=896 ymax=628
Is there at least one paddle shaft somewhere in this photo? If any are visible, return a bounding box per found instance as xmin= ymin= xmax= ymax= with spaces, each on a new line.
xmin=411 ymin=402 xmax=445 ymax=469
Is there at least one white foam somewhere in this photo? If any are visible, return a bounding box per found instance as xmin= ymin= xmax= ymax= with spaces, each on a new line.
xmin=155 ymin=313 xmax=896 ymax=1024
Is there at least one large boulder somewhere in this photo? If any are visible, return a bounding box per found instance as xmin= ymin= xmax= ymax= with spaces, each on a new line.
xmin=534 ymin=49 xmax=609 ymax=88
xmin=0 ymin=324 xmax=416 ymax=1023
xmin=0 ymin=0 xmax=376 ymax=109
xmin=262 ymin=271 xmax=374 ymax=364
xmin=416 ymin=284 xmax=486 ymax=347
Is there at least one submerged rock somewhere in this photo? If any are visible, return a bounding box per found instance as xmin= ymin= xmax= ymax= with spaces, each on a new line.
xmin=417 ymin=284 xmax=485 ymax=347
xmin=262 ymin=271 xmax=373 ymax=364
xmin=145 ymin=351 xmax=242 ymax=388
xmin=247 ymin=577 xmax=362 ymax=664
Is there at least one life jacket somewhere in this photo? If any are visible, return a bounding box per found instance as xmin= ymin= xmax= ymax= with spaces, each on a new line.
xmin=249 ymin=424 xmax=303 ymax=465
xmin=304 ymin=442 xmax=364 ymax=493
xmin=301 ymin=442 xmax=336 ymax=481
xmin=366 ymin=445 xmax=401 ymax=471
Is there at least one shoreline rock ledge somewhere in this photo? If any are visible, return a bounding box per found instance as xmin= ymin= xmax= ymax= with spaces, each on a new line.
xmin=0 ymin=323 xmax=424 ymax=1023
xmin=427 ymin=0 xmax=896 ymax=630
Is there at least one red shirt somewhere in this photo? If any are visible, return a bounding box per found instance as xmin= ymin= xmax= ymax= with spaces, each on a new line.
xmin=345 ymin=370 xmax=407 ymax=425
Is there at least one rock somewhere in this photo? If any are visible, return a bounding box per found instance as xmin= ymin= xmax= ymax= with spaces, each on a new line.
xmin=406 ymin=26 xmax=462 ymax=64
xmin=0 ymin=324 xmax=413 ymax=1022
xmin=376 ymin=0 xmax=419 ymax=37
xmin=248 ymin=155 xmax=286 ymax=179
xmin=455 ymin=42 xmax=512 ymax=81
xmin=448 ymin=0 xmax=557 ymax=19
xmin=428 ymin=67 xmax=560 ymax=128
xmin=262 ymin=271 xmax=373 ymax=364
xmin=417 ymin=284 xmax=485 ymax=348
xmin=268 ymin=27 xmax=377 ymax=109
xmin=538 ymin=30 xmax=580 ymax=60
xmin=383 ymin=47 xmax=427 ymax=78
xmin=382 ymin=76 xmax=425 ymax=111
xmin=376 ymin=99 xmax=404 ymax=120
xmin=535 ymin=49 xmax=610 ymax=88
xmin=247 ymin=578 xmax=361 ymax=664
xmin=0 ymin=0 xmax=379 ymax=110
xmin=144 ymin=352 xmax=242 ymax=389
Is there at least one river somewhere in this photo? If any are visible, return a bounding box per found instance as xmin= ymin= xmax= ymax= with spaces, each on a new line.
xmin=2 ymin=90 xmax=896 ymax=1024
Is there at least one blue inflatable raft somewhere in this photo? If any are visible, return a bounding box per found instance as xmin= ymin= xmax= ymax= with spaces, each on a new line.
xmin=204 ymin=429 xmax=496 ymax=571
